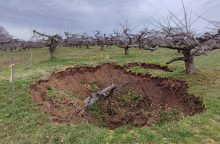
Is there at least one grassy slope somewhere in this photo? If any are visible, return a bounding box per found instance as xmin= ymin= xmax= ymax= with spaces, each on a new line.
xmin=0 ymin=46 xmax=220 ymax=144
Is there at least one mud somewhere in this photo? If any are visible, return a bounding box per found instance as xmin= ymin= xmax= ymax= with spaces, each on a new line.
xmin=30 ymin=63 xmax=204 ymax=129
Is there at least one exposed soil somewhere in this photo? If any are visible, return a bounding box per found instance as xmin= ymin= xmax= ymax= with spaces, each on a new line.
xmin=124 ymin=62 xmax=174 ymax=72
xmin=30 ymin=63 xmax=204 ymax=129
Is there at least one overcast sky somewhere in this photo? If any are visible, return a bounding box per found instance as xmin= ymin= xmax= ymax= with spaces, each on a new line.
xmin=0 ymin=0 xmax=220 ymax=40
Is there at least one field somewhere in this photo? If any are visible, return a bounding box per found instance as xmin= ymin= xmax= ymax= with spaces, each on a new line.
xmin=0 ymin=46 xmax=220 ymax=144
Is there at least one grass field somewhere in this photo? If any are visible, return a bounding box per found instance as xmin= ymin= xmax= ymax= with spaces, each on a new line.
xmin=0 ymin=46 xmax=220 ymax=144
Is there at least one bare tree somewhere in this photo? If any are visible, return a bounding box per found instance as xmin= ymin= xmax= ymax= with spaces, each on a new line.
xmin=33 ymin=30 xmax=63 ymax=59
xmin=64 ymin=32 xmax=82 ymax=47
xmin=64 ymin=32 xmax=96 ymax=48
xmin=81 ymin=33 xmax=95 ymax=49
xmin=135 ymin=28 xmax=159 ymax=49
xmin=0 ymin=26 xmax=13 ymax=45
xmin=113 ymin=22 xmax=137 ymax=55
xmin=0 ymin=26 xmax=22 ymax=52
xmin=94 ymin=31 xmax=106 ymax=51
xmin=144 ymin=0 xmax=220 ymax=74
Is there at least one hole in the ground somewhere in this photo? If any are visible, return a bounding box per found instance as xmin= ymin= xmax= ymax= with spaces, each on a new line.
xmin=30 ymin=63 xmax=204 ymax=129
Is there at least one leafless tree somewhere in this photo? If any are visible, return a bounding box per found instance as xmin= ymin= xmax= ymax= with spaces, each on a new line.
xmin=18 ymin=40 xmax=46 ymax=51
xmin=64 ymin=32 xmax=82 ymax=47
xmin=112 ymin=22 xmax=137 ymax=55
xmin=64 ymin=32 xmax=95 ymax=48
xmin=0 ymin=27 xmax=22 ymax=52
xmin=94 ymin=31 xmax=106 ymax=51
xmin=0 ymin=26 xmax=13 ymax=46
xmin=33 ymin=30 xmax=63 ymax=59
xmin=134 ymin=28 xmax=159 ymax=49
xmin=81 ymin=33 xmax=97 ymax=48
xmin=144 ymin=0 xmax=220 ymax=74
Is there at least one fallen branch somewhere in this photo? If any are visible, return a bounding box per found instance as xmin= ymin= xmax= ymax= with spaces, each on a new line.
xmin=144 ymin=46 xmax=159 ymax=51
xmin=166 ymin=57 xmax=185 ymax=64
xmin=84 ymin=84 xmax=117 ymax=109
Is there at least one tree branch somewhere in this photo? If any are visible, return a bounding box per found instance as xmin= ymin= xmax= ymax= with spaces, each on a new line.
xmin=84 ymin=84 xmax=117 ymax=109
xmin=166 ymin=57 xmax=185 ymax=64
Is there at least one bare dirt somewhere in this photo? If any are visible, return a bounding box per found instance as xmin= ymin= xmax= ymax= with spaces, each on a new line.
xmin=30 ymin=63 xmax=204 ymax=129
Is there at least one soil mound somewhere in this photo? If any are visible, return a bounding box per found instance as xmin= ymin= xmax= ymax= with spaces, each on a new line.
xmin=30 ymin=63 xmax=204 ymax=129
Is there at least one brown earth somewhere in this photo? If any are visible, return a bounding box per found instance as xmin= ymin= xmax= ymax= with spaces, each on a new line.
xmin=124 ymin=62 xmax=174 ymax=72
xmin=30 ymin=63 xmax=204 ymax=129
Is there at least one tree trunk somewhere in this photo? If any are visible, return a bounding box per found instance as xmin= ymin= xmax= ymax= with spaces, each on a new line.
xmin=100 ymin=45 xmax=104 ymax=51
xmin=50 ymin=52 xmax=54 ymax=59
xmin=138 ymin=44 xmax=144 ymax=49
xmin=49 ymin=46 xmax=55 ymax=59
xmin=183 ymin=50 xmax=195 ymax=74
xmin=124 ymin=47 xmax=129 ymax=55
xmin=84 ymin=84 xmax=117 ymax=109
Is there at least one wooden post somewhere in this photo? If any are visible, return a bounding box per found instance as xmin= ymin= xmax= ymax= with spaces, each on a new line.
xmin=105 ymin=55 xmax=110 ymax=61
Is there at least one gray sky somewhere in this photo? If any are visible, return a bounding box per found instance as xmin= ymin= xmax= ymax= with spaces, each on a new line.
xmin=0 ymin=0 xmax=220 ymax=40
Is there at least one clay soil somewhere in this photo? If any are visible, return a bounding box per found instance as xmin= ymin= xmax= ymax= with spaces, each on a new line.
xmin=30 ymin=63 xmax=204 ymax=129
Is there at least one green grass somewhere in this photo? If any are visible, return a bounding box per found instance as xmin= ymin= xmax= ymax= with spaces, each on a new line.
xmin=156 ymin=109 xmax=181 ymax=126
xmin=46 ymin=86 xmax=82 ymax=100
xmin=128 ymin=66 xmax=171 ymax=77
xmin=117 ymin=90 xmax=140 ymax=106
xmin=46 ymin=86 xmax=60 ymax=100
xmin=0 ymin=46 xmax=220 ymax=143
xmin=89 ymin=103 xmax=106 ymax=122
